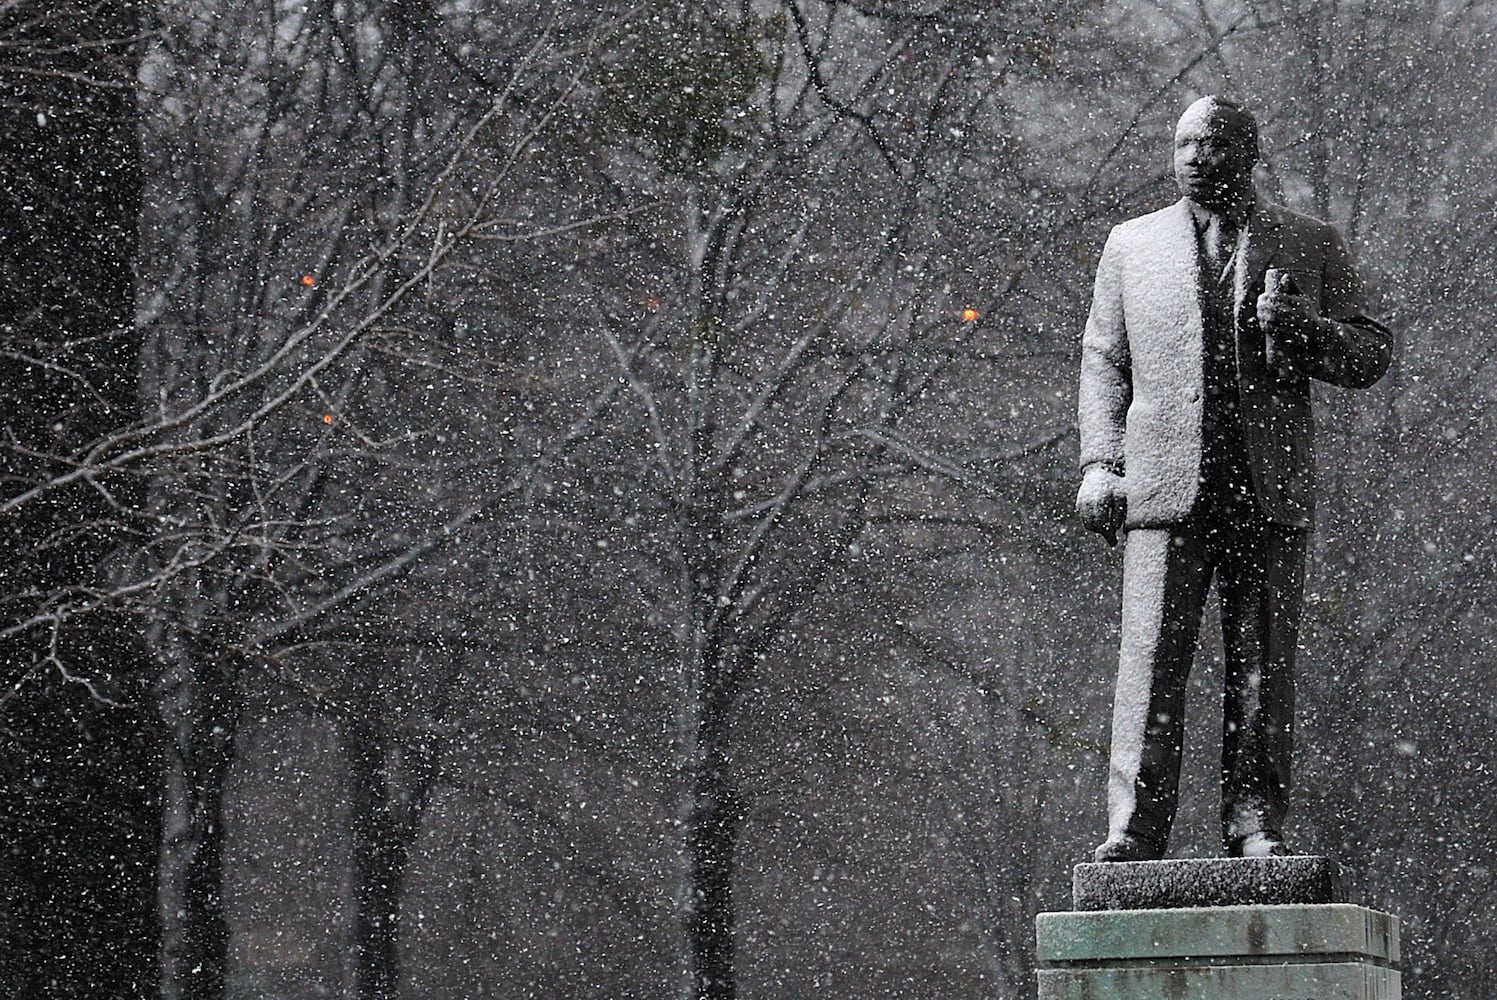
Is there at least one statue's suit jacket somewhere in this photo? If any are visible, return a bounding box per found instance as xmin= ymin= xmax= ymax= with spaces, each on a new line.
xmin=1078 ymin=197 xmax=1392 ymax=529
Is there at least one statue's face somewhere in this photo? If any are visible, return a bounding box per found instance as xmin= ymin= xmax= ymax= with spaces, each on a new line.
xmin=1173 ymin=100 xmax=1256 ymax=211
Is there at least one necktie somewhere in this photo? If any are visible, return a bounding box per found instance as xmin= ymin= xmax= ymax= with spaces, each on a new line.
xmin=1206 ymin=214 xmax=1237 ymax=285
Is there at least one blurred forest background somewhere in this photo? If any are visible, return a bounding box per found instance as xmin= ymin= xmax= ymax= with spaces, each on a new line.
xmin=2 ymin=1 xmax=1494 ymax=998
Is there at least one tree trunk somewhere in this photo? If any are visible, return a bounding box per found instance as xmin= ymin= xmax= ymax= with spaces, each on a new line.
xmin=345 ymin=680 xmax=431 ymax=1000
xmin=684 ymin=660 xmax=745 ymax=1000
xmin=157 ymin=637 xmax=240 ymax=1000
xmin=347 ymin=715 xmax=397 ymax=1000
xmin=0 ymin=0 xmax=152 ymax=994
xmin=0 ymin=645 xmax=161 ymax=999
xmin=686 ymin=775 xmax=744 ymax=998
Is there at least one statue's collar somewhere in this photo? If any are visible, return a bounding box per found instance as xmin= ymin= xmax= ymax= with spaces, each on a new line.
xmin=1183 ymin=190 xmax=1257 ymax=230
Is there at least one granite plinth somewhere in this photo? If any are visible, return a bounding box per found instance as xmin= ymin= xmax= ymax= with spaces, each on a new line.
xmin=1038 ymin=960 xmax=1398 ymax=1000
xmin=1036 ymin=903 xmax=1400 ymax=1000
xmin=1039 ymin=903 xmax=1399 ymax=964
xmin=1073 ymin=855 xmax=1342 ymax=910
xmin=1038 ymin=858 xmax=1399 ymax=999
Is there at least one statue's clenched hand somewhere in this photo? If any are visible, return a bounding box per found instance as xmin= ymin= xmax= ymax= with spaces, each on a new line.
xmin=1076 ymin=465 xmax=1126 ymax=546
xmin=1257 ymin=280 xmax=1320 ymax=363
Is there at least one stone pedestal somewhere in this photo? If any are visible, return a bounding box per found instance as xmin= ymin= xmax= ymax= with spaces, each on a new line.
xmin=1036 ymin=858 xmax=1400 ymax=999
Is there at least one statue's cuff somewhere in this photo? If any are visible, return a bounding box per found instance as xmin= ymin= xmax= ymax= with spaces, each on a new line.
xmin=1083 ymin=460 xmax=1124 ymax=478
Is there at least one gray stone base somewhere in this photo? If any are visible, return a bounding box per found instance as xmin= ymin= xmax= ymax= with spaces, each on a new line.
xmin=1037 ymin=903 xmax=1400 ymax=1000
xmin=1039 ymin=960 xmax=1397 ymax=999
xmin=1074 ymin=855 xmax=1343 ymax=910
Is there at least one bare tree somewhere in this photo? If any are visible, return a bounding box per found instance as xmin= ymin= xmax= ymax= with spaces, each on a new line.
xmin=0 ymin=2 xmax=157 ymax=996
xmin=125 ymin=3 xmax=636 ymax=995
xmin=503 ymin=2 xmax=1104 ymax=994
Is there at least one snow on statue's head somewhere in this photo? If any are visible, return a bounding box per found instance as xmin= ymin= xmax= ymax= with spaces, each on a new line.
xmin=1175 ymin=97 xmax=1259 ymax=156
xmin=1173 ymin=96 xmax=1259 ymax=211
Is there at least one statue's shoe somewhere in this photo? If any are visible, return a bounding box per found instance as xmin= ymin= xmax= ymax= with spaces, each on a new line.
xmin=1229 ymin=831 xmax=1292 ymax=858
xmin=1092 ymin=833 xmax=1163 ymax=863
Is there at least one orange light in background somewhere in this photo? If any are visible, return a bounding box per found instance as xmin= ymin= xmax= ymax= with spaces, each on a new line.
xmin=301 ymin=274 xmax=316 ymax=286
xmin=323 ymin=413 xmax=334 ymax=425
xmin=645 ymin=296 xmax=660 ymax=311
xmin=961 ymin=307 xmax=979 ymax=322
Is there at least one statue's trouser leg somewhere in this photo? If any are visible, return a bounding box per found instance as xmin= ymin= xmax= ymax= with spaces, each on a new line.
xmin=1217 ymin=521 xmax=1306 ymax=848
xmin=1108 ymin=526 xmax=1213 ymax=853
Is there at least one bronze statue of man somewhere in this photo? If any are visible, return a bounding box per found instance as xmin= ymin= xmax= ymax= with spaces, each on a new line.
xmin=1076 ymin=97 xmax=1392 ymax=862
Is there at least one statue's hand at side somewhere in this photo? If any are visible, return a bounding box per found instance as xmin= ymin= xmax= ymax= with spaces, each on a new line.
xmin=1077 ymin=465 xmax=1126 ymax=547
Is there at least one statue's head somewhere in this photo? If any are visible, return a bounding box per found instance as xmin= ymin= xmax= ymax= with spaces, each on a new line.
xmin=1173 ymin=96 xmax=1258 ymax=212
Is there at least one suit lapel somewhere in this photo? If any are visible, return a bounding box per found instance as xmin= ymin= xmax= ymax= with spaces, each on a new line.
xmin=1159 ymin=199 xmax=1204 ymax=353
xmin=1237 ymin=199 xmax=1280 ymax=314
xmin=1234 ymin=198 xmax=1281 ymax=383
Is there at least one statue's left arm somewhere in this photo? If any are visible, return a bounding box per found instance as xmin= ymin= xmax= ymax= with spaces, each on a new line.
xmin=1300 ymin=226 xmax=1393 ymax=389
